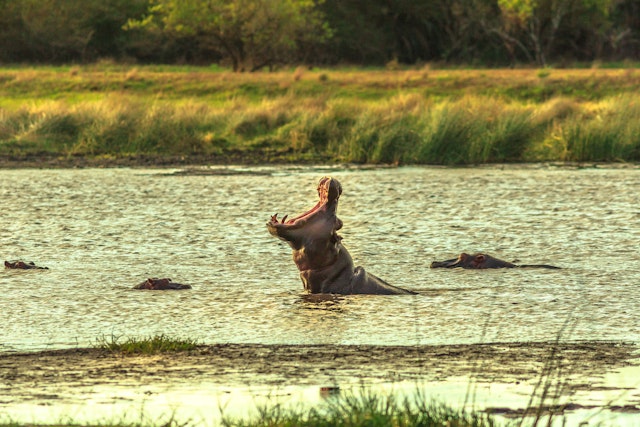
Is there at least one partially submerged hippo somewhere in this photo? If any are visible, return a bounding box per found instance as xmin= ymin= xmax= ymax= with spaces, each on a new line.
xmin=267 ymin=177 xmax=415 ymax=295
xmin=133 ymin=277 xmax=192 ymax=290
xmin=4 ymin=260 xmax=48 ymax=270
xmin=430 ymin=253 xmax=560 ymax=269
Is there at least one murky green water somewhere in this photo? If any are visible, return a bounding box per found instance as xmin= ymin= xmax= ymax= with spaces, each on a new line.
xmin=1 ymin=165 xmax=639 ymax=352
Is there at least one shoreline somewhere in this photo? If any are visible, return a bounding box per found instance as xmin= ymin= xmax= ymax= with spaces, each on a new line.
xmin=0 ymin=154 xmax=638 ymax=170
xmin=0 ymin=153 xmax=300 ymax=169
xmin=2 ymin=341 xmax=637 ymax=387
xmin=2 ymin=341 xmax=639 ymax=421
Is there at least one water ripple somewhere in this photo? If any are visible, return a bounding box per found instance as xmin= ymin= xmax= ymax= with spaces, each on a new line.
xmin=1 ymin=166 xmax=639 ymax=351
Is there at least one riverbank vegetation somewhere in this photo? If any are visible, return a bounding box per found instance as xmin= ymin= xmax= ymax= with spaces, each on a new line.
xmin=1 ymin=66 xmax=639 ymax=166
xmin=94 ymin=333 xmax=199 ymax=354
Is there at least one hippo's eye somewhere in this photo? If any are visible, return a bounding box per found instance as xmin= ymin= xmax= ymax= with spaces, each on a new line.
xmin=476 ymin=255 xmax=485 ymax=262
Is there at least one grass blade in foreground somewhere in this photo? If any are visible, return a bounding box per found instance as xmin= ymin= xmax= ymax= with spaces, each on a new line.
xmin=222 ymin=388 xmax=497 ymax=427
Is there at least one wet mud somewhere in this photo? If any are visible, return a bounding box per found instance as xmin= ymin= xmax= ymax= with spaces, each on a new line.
xmin=1 ymin=342 xmax=638 ymax=409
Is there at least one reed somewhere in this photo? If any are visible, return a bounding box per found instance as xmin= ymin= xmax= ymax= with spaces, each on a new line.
xmin=467 ymin=101 xmax=539 ymax=163
xmin=416 ymin=102 xmax=476 ymax=164
xmin=285 ymin=99 xmax=359 ymax=155
xmin=338 ymin=94 xmax=427 ymax=164
xmin=559 ymin=95 xmax=640 ymax=162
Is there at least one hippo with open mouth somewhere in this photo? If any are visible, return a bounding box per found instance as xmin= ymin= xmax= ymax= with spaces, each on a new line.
xmin=267 ymin=177 xmax=415 ymax=295
xmin=4 ymin=260 xmax=48 ymax=270
xmin=133 ymin=277 xmax=192 ymax=290
xmin=430 ymin=253 xmax=560 ymax=269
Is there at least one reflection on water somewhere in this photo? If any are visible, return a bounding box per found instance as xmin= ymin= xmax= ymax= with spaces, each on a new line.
xmin=1 ymin=165 xmax=639 ymax=352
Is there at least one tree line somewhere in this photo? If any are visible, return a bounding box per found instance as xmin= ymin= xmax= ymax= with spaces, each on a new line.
xmin=1 ymin=0 xmax=639 ymax=69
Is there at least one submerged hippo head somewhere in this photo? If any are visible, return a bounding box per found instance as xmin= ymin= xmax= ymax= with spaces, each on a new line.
xmin=430 ymin=253 xmax=517 ymax=269
xmin=4 ymin=260 xmax=48 ymax=270
xmin=267 ymin=177 xmax=343 ymax=271
xmin=430 ymin=253 xmax=560 ymax=269
xmin=133 ymin=277 xmax=192 ymax=290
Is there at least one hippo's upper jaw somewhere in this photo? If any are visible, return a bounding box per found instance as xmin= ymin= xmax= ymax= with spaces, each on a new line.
xmin=267 ymin=177 xmax=343 ymax=251
xmin=430 ymin=253 xmax=517 ymax=269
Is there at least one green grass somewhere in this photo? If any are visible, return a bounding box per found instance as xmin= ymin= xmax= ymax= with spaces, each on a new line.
xmin=1 ymin=65 xmax=640 ymax=165
xmin=221 ymin=389 xmax=497 ymax=427
xmin=94 ymin=333 xmax=199 ymax=354
xmin=0 ymin=388 xmax=499 ymax=427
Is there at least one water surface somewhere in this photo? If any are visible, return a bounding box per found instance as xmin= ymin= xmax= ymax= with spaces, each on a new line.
xmin=1 ymin=165 xmax=639 ymax=351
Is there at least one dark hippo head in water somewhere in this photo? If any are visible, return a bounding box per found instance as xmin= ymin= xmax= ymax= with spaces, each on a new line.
xmin=4 ymin=260 xmax=48 ymax=270
xmin=133 ymin=277 xmax=192 ymax=290
xmin=267 ymin=177 xmax=415 ymax=295
xmin=430 ymin=253 xmax=559 ymax=269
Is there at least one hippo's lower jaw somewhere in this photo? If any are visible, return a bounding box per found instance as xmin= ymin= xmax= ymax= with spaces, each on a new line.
xmin=267 ymin=176 xmax=415 ymax=295
xmin=431 ymin=253 xmax=560 ymax=269
xmin=133 ymin=278 xmax=192 ymax=290
xmin=4 ymin=260 xmax=48 ymax=270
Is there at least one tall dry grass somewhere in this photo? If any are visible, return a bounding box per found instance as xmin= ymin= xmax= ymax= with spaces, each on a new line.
xmin=1 ymin=92 xmax=639 ymax=164
xmin=559 ymin=95 xmax=640 ymax=162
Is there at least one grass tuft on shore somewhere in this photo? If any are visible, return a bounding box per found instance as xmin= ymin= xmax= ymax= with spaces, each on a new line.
xmin=94 ymin=333 xmax=199 ymax=355
xmin=222 ymin=388 xmax=497 ymax=427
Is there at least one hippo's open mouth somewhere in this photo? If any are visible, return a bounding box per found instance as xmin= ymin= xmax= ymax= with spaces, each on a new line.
xmin=430 ymin=257 xmax=461 ymax=268
xmin=269 ymin=177 xmax=342 ymax=229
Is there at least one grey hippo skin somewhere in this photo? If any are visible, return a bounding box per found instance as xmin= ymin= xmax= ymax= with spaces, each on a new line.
xmin=133 ymin=277 xmax=192 ymax=290
xmin=430 ymin=252 xmax=560 ymax=269
xmin=267 ymin=176 xmax=416 ymax=295
xmin=4 ymin=260 xmax=48 ymax=270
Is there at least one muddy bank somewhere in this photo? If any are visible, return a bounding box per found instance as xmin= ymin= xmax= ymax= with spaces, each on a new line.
xmin=1 ymin=342 xmax=637 ymax=394
xmin=2 ymin=342 xmax=640 ymax=425
xmin=1 ymin=153 xmax=637 ymax=170
xmin=0 ymin=152 xmax=330 ymax=169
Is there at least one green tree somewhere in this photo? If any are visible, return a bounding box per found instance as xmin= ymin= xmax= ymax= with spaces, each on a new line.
xmin=127 ymin=0 xmax=331 ymax=71
xmin=18 ymin=0 xmax=97 ymax=61
xmin=496 ymin=0 xmax=613 ymax=66
xmin=0 ymin=0 xmax=149 ymax=63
